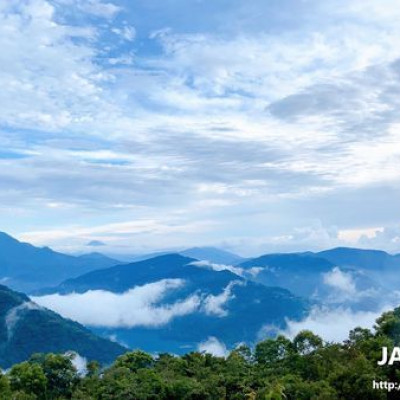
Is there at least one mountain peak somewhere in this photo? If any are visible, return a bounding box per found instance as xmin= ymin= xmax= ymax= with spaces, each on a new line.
xmin=320 ymin=246 xmax=389 ymax=255
xmin=180 ymin=247 xmax=244 ymax=265
xmin=317 ymin=247 xmax=393 ymax=270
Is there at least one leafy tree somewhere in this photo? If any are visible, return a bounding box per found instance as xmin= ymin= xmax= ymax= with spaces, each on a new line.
xmin=0 ymin=371 xmax=11 ymax=400
xmin=113 ymin=350 xmax=155 ymax=373
xmin=225 ymin=349 xmax=254 ymax=398
xmin=86 ymin=360 xmax=100 ymax=377
xmin=30 ymin=353 xmax=78 ymax=399
xmin=255 ymin=336 xmax=293 ymax=365
xmin=4 ymin=306 xmax=400 ymax=400
xmin=258 ymin=381 xmax=286 ymax=400
xmin=9 ymin=392 xmax=37 ymax=400
xmin=8 ymin=362 xmax=47 ymax=400
xmin=293 ymin=330 xmax=323 ymax=355
xmin=100 ymin=366 xmax=165 ymax=400
xmin=375 ymin=307 xmax=400 ymax=341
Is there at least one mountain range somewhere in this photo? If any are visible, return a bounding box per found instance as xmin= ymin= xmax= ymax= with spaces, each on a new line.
xmin=34 ymin=254 xmax=309 ymax=354
xmin=2 ymin=231 xmax=400 ymax=363
xmin=103 ymin=246 xmax=245 ymax=265
xmin=239 ymin=253 xmax=335 ymax=297
xmin=0 ymin=232 xmax=121 ymax=291
xmin=0 ymin=232 xmax=245 ymax=292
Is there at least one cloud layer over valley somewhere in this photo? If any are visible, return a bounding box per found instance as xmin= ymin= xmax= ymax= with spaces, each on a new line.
xmin=32 ymin=278 xmax=239 ymax=328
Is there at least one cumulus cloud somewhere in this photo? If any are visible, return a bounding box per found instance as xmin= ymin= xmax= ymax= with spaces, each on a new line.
xmin=358 ymin=226 xmax=400 ymax=253
xmin=198 ymin=337 xmax=228 ymax=357
xmin=32 ymin=279 xmax=201 ymax=328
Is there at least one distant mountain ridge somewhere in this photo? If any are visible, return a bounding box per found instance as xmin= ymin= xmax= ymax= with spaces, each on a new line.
xmin=107 ymin=246 xmax=245 ymax=265
xmin=180 ymin=247 xmax=245 ymax=265
xmin=76 ymin=252 xmax=122 ymax=264
xmin=0 ymin=232 xmax=121 ymax=291
xmin=0 ymin=284 xmax=126 ymax=368
xmin=3 ymin=230 xmax=400 ymax=354
xmin=34 ymin=254 xmax=309 ymax=354
xmin=2 ymin=230 xmax=400 ymax=293
xmin=238 ymin=253 xmax=335 ymax=297
xmin=237 ymin=247 xmax=400 ymax=310
xmin=39 ymin=254 xmax=198 ymax=294
xmin=316 ymin=247 xmax=400 ymax=270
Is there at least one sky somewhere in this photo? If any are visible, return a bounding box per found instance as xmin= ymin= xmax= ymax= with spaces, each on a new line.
xmin=1 ymin=0 xmax=400 ymax=256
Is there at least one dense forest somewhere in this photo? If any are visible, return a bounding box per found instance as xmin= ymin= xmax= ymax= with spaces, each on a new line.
xmin=3 ymin=308 xmax=400 ymax=400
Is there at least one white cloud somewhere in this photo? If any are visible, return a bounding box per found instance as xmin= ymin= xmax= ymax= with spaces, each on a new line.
xmin=5 ymin=302 xmax=43 ymax=340
xmin=320 ymin=267 xmax=383 ymax=305
xmin=219 ymin=223 xmax=342 ymax=256
xmin=190 ymin=260 xmax=244 ymax=277
xmin=151 ymin=29 xmax=397 ymax=104
xmin=190 ymin=260 xmax=262 ymax=282
xmin=32 ymin=278 xmax=245 ymax=327
xmin=67 ymin=352 xmax=87 ymax=376
xmin=247 ymin=267 xmax=264 ymax=277
xmin=323 ymin=267 xmax=356 ymax=294
xmin=0 ymin=0 xmax=110 ymax=133
xmin=357 ymin=226 xmax=400 ymax=253
xmin=202 ymin=280 xmax=243 ymax=317
xmin=112 ymin=25 xmax=136 ymax=41
xmin=338 ymin=227 xmax=383 ymax=243
xmin=3 ymin=0 xmax=400 ymax=254
xmin=19 ymin=218 xmax=217 ymax=254
xmin=56 ymin=0 xmax=121 ymax=19
xmin=79 ymin=0 xmax=121 ymax=18
xmin=280 ymin=305 xmax=394 ymax=343
xmin=198 ymin=337 xmax=228 ymax=357
xmin=32 ymin=279 xmax=201 ymax=328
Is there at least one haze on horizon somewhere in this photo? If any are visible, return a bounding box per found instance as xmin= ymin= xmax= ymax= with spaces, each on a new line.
xmin=1 ymin=0 xmax=400 ymax=257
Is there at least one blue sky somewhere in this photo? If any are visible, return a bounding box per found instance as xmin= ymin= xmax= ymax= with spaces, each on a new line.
xmin=1 ymin=0 xmax=400 ymax=256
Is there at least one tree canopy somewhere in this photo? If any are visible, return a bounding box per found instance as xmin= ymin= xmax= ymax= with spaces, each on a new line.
xmin=3 ymin=306 xmax=400 ymax=399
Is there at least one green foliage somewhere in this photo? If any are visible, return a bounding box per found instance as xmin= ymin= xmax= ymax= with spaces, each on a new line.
xmin=28 ymin=353 xmax=78 ymax=399
xmin=0 ymin=370 xmax=11 ymax=399
xmin=255 ymin=335 xmax=293 ymax=365
xmin=293 ymin=330 xmax=323 ymax=355
xmin=4 ymin=307 xmax=400 ymax=399
xmin=9 ymin=361 xmax=47 ymax=399
xmin=113 ymin=350 xmax=155 ymax=373
xmin=9 ymin=392 xmax=37 ymax=400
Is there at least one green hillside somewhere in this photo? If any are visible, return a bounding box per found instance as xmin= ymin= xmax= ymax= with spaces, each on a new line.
xmin=0 ymin=285 xmax=126 ymax=368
